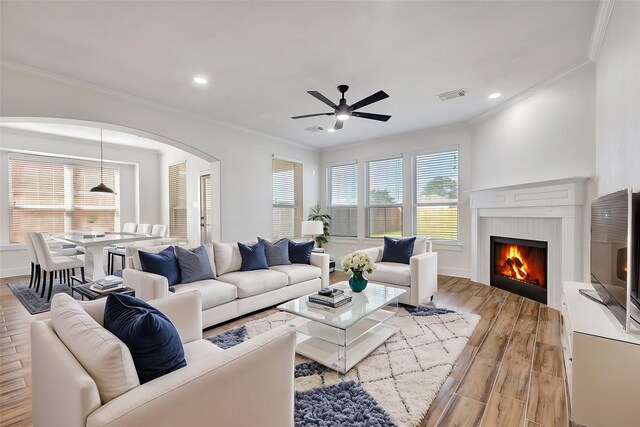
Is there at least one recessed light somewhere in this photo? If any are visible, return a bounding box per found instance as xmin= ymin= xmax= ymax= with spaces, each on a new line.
xmin=488 ymin=93 xmax=501 ymax=99
xmin=327 ymin=128 xmax=336 ymax=133
xmin=193 ymin=77 xmax=208 ymax=85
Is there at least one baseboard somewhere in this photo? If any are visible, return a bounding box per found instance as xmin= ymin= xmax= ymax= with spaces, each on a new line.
xmin=1 ymin=266 xmax=30 ymax=279
xmin=439 ymin=266 xmax=471 ymax=279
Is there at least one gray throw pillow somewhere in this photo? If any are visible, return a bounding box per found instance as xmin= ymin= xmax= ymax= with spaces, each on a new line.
xmin=258 ymin=237 xmax=291 ymax=266
xmin=175 ymin=245 xmax=215 ymax=284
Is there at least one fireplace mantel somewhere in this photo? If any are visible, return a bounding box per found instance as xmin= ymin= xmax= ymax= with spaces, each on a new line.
xmin=469 ymin=178 xmax=589 ymax=309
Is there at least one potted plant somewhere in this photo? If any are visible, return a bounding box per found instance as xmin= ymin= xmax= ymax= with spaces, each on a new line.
xmin=307 ymin=202 xmax=331 ymax=248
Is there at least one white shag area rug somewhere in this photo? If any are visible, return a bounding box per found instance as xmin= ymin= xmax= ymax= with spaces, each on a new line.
xmin=213 ymin=307 xmax=480 ymax=427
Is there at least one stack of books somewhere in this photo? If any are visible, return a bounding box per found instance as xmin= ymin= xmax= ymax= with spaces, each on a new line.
xmin=90 ymin=275 xmax=123 ymax=293
xmin=307 ymin=288 xmax=352 ymax=312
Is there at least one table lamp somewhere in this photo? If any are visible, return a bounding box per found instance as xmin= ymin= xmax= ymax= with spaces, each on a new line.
xmin=301 ymin=220 xmax=324 ymax=248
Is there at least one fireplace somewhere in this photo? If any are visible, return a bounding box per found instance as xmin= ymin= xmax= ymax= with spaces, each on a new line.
xmin=490 ymin=236 xmax=548 ymax=304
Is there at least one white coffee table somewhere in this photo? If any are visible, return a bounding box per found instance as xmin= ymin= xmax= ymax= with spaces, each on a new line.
xmin=277 ymin=281 xmax=406 ymax=374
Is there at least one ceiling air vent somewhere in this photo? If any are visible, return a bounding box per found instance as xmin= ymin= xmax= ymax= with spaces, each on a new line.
xmin=437 ymin=88 xmax=467 ymax=101
xmin=305 ymin=126 xmax=324 ymax=132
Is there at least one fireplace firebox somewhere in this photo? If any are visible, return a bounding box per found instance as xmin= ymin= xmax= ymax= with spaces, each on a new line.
xmin=490 ymin=236 xmax=548 ymax=304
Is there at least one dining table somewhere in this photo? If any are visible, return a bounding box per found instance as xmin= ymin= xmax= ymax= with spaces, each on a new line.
xmin=52 ymin=232 xmax=160 ymax=281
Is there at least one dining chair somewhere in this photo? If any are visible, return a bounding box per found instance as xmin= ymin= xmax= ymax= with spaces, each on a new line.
xmin=136 ymin=224 xmax=152 ymax=234
xmin=24 ymin=233 xmax=42 ymax=291
xmin=30 ymin=232 xmax=85 ymax=301
xmin=122 ymin=222 xmax=138 ymax=233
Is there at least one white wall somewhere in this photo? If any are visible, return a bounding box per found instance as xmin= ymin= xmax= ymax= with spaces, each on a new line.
xmin=159 ymin=144 xmax=213 ymax=245
xmin=595 ymin=1 xmax=640 ymax=195
xmin=0 ymin=65 xmax=321 ymax=244
xmin=470 ymin=66 xmax=596 ymax=190
xmin=0 ymin=127 xmax=163 ymax=277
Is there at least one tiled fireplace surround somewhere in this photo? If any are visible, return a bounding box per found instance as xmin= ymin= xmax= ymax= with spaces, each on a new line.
xmin=470 ymin=178 xmax=588 ymax=309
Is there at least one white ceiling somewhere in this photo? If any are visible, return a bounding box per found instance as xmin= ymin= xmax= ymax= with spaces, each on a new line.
xmin=0 ymin=1 xmax=598 ymax=149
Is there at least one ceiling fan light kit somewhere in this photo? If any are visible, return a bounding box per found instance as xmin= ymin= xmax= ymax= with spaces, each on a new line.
xmin=292 ymin=84 xmax=391 ymax=131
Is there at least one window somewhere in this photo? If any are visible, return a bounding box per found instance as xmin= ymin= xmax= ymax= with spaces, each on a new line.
xmin=272 ymin=158 xmax=302 ymax=239
xmin=168 ymin=161 xmax=188 ymax=241
xmin=8 ymin=154 xmax=120 ymax=243
xmin=366 ymin=157 xmax=402 ymax=237
xmin=413 ymin=150 xmax=459 ymax=241
xmin=327 ymin=163 xmax=357 ymax=237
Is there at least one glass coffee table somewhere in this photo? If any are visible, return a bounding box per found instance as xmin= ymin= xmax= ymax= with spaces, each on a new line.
xmin=277 ymin=281 xmax=406 ymax=374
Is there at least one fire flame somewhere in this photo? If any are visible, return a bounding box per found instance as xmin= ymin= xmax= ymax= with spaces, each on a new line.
xmin=509 ymin=246 xmax=528 ymax=280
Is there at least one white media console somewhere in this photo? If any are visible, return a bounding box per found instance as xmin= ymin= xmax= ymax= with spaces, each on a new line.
xmin=561 ymin=281 xmax=640 ymax=426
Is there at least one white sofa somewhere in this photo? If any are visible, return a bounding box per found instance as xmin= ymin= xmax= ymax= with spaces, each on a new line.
xmin=123 ymin=242 xmax=329 ymax=328
xmin=356 ymin=237 xmax=438 ymax=307
xmin=31 ymin=291 xmax=296 ymax=427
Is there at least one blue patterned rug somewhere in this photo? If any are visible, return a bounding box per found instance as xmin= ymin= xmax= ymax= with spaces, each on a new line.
xmin=207 ymin=305 xmax=479 ymax=427
xmin=6 ymin=281 xmax=81 ymax=314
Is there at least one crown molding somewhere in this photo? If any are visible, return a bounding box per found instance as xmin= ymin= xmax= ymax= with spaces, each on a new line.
xmin=0 ymin=60 xmax=317 ymax=153
xmin=469 ymin=60 xmax=594 ymax=125
xmin=588 ymin=0 xmax=615 ymax=63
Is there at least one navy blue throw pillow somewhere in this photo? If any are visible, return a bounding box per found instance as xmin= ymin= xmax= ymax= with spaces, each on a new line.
xmin=288 ymin=240 xmax=315 ymax=264
xmin=238 ymin=241 xmax=269 ymax=271
xmin=104 ymin=293 xmax=186 ymax=384
xmin=381 ymin=236 xmax=417 ymax=264
xmin=138 ymin=246 xmax=181 ymax=286
xmin=174 ymin=245 xmax=215 ymax=283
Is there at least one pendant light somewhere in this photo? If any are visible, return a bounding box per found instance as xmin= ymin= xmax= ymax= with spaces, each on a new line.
xmin=90 ymin=129 xmax=115 ymax=194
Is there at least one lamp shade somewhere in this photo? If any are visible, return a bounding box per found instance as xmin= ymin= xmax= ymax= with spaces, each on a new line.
xmin=301 ymin=220 xmax=323 ymax=236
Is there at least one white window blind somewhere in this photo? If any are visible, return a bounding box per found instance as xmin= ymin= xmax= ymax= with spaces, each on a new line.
xmin=366 ymin=157 xmax=403 ymax=237
xmin=272 ymin=158 xmax=302 ymax=239
xmin=169 ymin=161 xmax=188 ymax=241
xmin=413 ymin=150 xmax=459 ymax=241
xmin=8 ymin=154 xmax=119 ymax=243
xmin=327 ymin=163 xmax=357 ymax=237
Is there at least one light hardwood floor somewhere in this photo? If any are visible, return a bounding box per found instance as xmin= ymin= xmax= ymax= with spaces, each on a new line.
xmin=0 ymin=273 xmax=568 ymax=427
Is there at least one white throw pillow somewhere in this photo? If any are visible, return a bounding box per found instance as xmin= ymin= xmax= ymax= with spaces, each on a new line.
xmin=412 ymin=237 xmax=428 ymax=255
xmin=51 ymin=293 xmax=140 ymax=403
xmin=213 ymin=242 xmax=245 ymax=275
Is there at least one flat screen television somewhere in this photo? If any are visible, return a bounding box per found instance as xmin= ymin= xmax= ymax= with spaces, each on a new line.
xmin=591 ymin=189 xmax=640 ymax=332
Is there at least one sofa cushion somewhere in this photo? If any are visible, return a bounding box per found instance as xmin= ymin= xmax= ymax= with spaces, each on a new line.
xmin=213 ymin=242 xmax=244 ymax=276
xmin=139 ymin=246 xmax=181 ymax=286
xmin=175 ymin=245 xmax=216 ymax=283
xmin=366 ymin=262 xmax=411 ymax=287
xmin=183 ymin=340 xmax=222 ymax=365
xmin=382 ymin=236 xmax=416 ymax=264
xmin=104 ymin=293 xmax=186 ymax=384
xmin=238 ymin=241 xmax=269 ymax=271
xmin=217 ymin=270 xmax=288 ymax=298
xmin=258 ymin=237 xmax=291 ymax=266
xmin=172 ymin=280 xmax=237 ymax=310
xmin=412 ymin=237 xmax=428 ymax=255
xmin=288 ymin=240 xmax=314 ymax=264
xmin=50 ymin=293 xmax=140 ymax=403
xmin=269 ymin=264 xmax=321 ymax=285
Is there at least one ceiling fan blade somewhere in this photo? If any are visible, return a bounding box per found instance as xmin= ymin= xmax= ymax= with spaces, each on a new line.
xmin=351 ymin=111 xmax=392 ymax=122
xmin=334 ymin=120 xmax=344 ymax=130
xmin=291 ymin=112 xmax=334 ymax=119
xmin=349 ymin=90 xmax=389 ymax=111
xmin=307 ymin=91 xmax=338 ymax=109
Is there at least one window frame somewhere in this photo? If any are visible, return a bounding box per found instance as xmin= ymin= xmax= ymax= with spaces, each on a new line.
xmin=411 ymin=148 xmax=460 ymax=243
xmin=326 ymin=162 xmax=358 ymax=238
xmin=272 ymin=157 xmax=303 ymax=239
xmin=7 ymin=153 xmax=121 ymax=243
xmin=364 ymin=156 xmax=403 ymax=238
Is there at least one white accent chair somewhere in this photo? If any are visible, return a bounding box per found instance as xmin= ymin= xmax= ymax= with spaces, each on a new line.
xmin=30 ymin=232 xmax=85 ymax=301
xmin=31 ymin=291 xmax=296 ymax=427
xmin=355 ymin=236 xmax=438 ymax=307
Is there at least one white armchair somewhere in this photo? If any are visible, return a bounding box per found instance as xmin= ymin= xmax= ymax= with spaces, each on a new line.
xmin=356 ymin=237 xmax=438 ymax=307
xmin=31 ymin=291 xmax=296 ymax=427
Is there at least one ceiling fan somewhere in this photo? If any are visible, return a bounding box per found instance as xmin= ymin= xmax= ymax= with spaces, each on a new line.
xmin=291 ymin=85 xmax=391 ymax=131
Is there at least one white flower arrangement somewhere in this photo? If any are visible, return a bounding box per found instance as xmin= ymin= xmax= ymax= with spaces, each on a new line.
xmin=342 ymin=252 xmax=376 ymax=275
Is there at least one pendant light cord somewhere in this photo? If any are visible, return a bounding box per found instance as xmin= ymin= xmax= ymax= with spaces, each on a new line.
xmin=100 ymin=129 xmax=104 ymax=183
